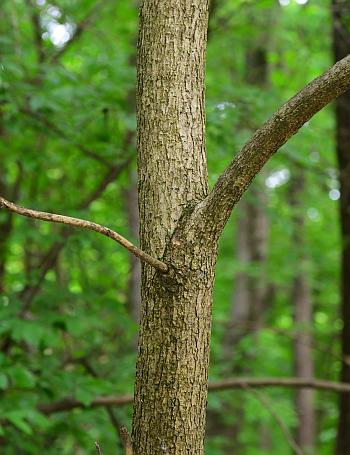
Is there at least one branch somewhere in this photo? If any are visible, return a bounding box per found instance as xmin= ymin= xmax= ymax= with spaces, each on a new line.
xmin=0 ymin=197 xmax=168 ymax=273
xmin=95 ymin=441 xmax=103 ymax=455
xmin=199 ymin=54 xmax=350 ymax=238
xmin=247 ymin=387 xmax=304 ymax=455
xmin=38 ymin=377 xmax=350 ymax=415
xmin=17 ymin=154 xmax=133 ymax=315
xmin=20 ymin=107 xmax=111 ymax=167
xmin=120 ymin=426 xmax=133 ymax=455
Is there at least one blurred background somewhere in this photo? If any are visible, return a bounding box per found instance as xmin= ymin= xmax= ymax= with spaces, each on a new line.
xmin=0 ymin=0 xmax=349 ymax=453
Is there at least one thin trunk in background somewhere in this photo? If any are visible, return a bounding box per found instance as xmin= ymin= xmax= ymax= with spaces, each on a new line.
xmin=290 ymin=170 xmax=315 ymax=454
xmin=332 ymin=2 xmax=350 ymax=454
xmin=0 ymin=112 xmax=22 ymax=292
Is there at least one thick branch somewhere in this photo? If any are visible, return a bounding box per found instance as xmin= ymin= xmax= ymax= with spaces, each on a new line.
xmin=38 ymin=377 xmax=350 ymax=415
xmin=0 ymin=197 xmax=168 ymax=273
xmin=199 ymin=54 xmax=350 ymax=237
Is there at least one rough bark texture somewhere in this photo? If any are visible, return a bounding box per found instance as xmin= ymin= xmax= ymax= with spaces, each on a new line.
xmin=332 ymin=2 xmax=350 ymax=454
xmin=133 ymin=1 xmax=213 ymax=453
xmin=290 ymin=171 xmax=315 ymax=454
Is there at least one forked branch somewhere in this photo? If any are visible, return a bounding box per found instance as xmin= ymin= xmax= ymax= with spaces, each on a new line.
xmin=199 ymin=54 xmax=350 ymax=237
xmin=0 ymin=197 xmax=168 ymax=273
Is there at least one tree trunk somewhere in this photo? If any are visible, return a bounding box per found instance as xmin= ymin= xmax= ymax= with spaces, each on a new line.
xmin=132 ymin=1 xmax=213 ymax=453
xmin=290 ymin=171 xmax=315 ymax=454
xmin=332 ymin=2 xmax=350 ymax=454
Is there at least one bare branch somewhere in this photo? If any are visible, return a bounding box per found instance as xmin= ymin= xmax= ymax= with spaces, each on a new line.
xmin=247 ymin=387 xmax=305 ymax=455
xmin=120 ymin=426 xmax=134 ymax=455
xmin=0 ymin=196 xmax=168 ymax=273
xmin=95 ymin=441 xmax=103 ymax=455
xmin=38 ymin=377 xmax=350 ymax=415
xmin=198 ymin=54 xmax=350 ymax=238
xmin=20 ymin=107 xmax=111 ymax=167
xmin=18 ymin=153 xmax=133 ymax=315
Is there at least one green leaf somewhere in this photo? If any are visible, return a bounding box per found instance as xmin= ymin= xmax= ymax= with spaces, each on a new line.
xmin=5 ymin=412 xmax=32 ymax=435
xmin=75 ymin=388 xmax=94 ymax=407
xmin=8 ymin=366 xmax=36 ymax=389
xmin=0 ymin=373 xmax=8 ymax=390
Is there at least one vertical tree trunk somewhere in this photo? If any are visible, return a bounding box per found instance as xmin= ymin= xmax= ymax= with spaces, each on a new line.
xmin=132 ymin=1 xmax=213 ymax=453
xmin=0 ymin=113 xmax=11 ymax=292
xmin=290 ymin=171 xmax=315 ymax=454
xmin=223 ymin=204 xmax=252 ymax=357
xmin=332 ymin=2 xmax=350 ymax=454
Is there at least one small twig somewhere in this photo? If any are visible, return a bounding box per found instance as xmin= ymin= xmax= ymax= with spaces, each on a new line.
xmin=20 ymin=107 xmax=111 ymax=166
xmin=120 ymin=426 xmax=133 ymax=455
xmin=95 ymin=441 xmax=103 ymax=455
xmin=17 ymin=153 xmax=133 ymax=316
xmin=247 ymin=386 xmax=305 ymax=455
xmin=0 ymin=196 xmax=168 ymax=273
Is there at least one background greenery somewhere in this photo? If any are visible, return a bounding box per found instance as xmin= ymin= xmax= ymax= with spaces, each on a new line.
xmin=0 ymin=0 xmax=344 ymax=453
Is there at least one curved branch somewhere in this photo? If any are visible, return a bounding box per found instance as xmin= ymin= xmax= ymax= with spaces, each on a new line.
xmin=0 ymin=196 xmax=168 ymax=273
xmin=199 ymin=54 xmax=350 ymax=238
xmin=38 ymin=377 xmax=350 ymax=415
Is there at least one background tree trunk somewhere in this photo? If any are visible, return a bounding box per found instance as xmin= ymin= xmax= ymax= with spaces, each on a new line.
xmin=223 ymin=45 xmax=269 ymax=454
xmin=332 ymin=1 xmax=350 ymax=454
xmin=289 ymin=170 xmax=315 ymax=454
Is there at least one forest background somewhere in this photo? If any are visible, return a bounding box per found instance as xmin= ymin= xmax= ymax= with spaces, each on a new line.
xmin=0 ymin=0 xmax=349 ymax=453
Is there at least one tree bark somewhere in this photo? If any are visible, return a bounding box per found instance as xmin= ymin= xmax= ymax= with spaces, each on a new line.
xmin=290 ymin=171 xmax=315 ymax=454
xmin=132 ymin=1 xmax=213 ymax=453
xmin=332 ymin=2 xmax=350 ymax=454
